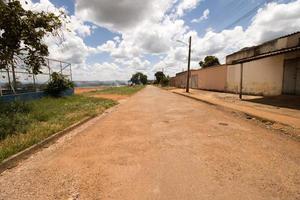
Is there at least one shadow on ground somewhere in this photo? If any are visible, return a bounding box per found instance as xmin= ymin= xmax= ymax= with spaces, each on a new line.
xmin=244 ymin=95 xmax=300 ymax=110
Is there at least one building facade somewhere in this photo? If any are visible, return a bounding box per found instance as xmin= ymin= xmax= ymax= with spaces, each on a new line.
xmin=170 ymin=32 xmax=300 ymax=96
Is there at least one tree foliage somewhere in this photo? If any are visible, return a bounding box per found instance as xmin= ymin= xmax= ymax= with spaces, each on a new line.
xmin=0 ymin=0 xmax=63 ymax=89
xmin=130 ymin=72 xmax=148 ymax=85
xmin=154 ymin=71 xmax=165 ymax=84
xmin=199 ymin=56 xmax=220 ymax=68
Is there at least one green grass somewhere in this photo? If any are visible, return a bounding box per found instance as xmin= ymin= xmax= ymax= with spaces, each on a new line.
xmin=88 ymin=85 xmax=145 ymax=96
xmin=0 ymin=95 xmax=117 ymax=162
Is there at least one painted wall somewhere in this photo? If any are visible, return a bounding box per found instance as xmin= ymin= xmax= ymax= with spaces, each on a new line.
xmin=196 ymin=65 xmax=227 ymax=91
xmin=170 ymin=66 xmax=227 ymax=91
xmin=226 ymin=55 xmax=285 ymax=96
xmin=0 ymin=88 xmax=74 ymax=103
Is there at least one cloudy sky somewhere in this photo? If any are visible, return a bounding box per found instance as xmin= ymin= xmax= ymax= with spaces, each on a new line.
xmin=21 ymin=0 xmax=300 ymax=81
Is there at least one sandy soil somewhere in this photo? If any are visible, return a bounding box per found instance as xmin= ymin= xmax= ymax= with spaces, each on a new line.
xmin=91 ymin=94 xmax=128 ymax=101
xmin=0 ymin=86 xmax=299 ymax=200
xmin=75 ymin=87 xmax=104 ymax=94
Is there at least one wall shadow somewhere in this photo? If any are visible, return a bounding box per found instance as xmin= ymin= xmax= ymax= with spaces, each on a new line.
xmin=244 ymin=95 xmax=300 ymax=111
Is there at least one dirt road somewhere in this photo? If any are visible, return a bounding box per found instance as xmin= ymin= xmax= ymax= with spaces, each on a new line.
xmin=0 ymin=86 xmax=299 ymax=200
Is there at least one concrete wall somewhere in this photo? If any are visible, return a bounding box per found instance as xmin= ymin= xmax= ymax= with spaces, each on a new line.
xmin=194 ymin=65 xmax=227 ymax=91
xmin=226 ymin=55 xmax=285 ymax=96
xmin=170 ymin=66 xmax=227 ymax=91
xmin=173 ymin=72 xmax=187 ymax=88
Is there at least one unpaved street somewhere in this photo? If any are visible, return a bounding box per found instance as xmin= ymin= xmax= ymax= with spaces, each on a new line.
xmin=0 ymin=86 xmax=299 ymax=199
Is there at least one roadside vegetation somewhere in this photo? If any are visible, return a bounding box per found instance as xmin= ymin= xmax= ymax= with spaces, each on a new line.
xmin=0 ymin=96 xmax=117 ymax=162
xmin=154 ymin=71 xmax=170 ymax=87
xmin=88 ymin=85 xmax=145 ymax=96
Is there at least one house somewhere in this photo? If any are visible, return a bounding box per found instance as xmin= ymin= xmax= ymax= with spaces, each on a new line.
xmin=170 ymin=32 xmax=300 ymax=96
xmin=226 ymin=31 xmax=300 ymax=96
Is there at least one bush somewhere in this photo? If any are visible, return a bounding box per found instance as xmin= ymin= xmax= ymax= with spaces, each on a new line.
xmin=0 ymin=101 xmax=31 ymax=139
xmin=45 ymin=72 xmax=74 ymax=97
xmin=160 ymin=76 xmax=170 ymax=87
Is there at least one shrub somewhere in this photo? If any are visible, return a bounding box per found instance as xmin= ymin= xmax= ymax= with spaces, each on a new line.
xmin=45 ymin=72 xmax=74 ymax=97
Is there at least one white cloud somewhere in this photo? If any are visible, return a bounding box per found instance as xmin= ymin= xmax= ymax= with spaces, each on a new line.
xmin=17 ymin=0 xmax=300 ymax=81
xmin=157 ymin=0 xmax=300 ymax=77
xmin=245 ymin=0 xmax=300 ymax=43
xmin=191 ymin=8 xmax=210 ymax=23
xmin=19 ymin=0 xmax=95 ymax=67
xmin=75 ymin=0 xmax=174 ymax=32
xmin=175 ymin=0 xmax=202 ymax=17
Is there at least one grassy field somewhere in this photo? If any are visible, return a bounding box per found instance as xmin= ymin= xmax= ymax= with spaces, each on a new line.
xmin=88 ymin=85 xmax=145 ymax=96
xmin=0 ymin=95 xmax=117 ymax=162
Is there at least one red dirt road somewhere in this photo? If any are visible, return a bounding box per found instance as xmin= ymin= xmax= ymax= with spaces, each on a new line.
xmin=0 ymin=86 xmax=299 ymax=199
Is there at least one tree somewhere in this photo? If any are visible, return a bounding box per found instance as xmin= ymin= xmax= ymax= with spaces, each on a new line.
xmin=154 ymin=71 xmax=166 ymax=84
xmin=130 ymin=72 xmax=147 ymax=85
xmin=199 ymin=56 xmax=220 ymax=68
xmin=0 ymin=0 xmax=63 ymax=92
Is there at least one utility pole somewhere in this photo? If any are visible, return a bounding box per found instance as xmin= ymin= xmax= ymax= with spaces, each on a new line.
xmin=186 ymin=36 xmax=192 ymax=93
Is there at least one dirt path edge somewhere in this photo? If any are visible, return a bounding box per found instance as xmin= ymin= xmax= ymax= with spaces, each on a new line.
xmin=0 ymin=116 xmax=96 ymax=174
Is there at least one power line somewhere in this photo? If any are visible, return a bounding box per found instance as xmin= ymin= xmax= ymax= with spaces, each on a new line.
xmin=223 ymin=0 xmax=274 ymax=30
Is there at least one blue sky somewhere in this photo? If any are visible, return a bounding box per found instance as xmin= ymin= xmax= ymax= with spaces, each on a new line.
xmin=27 ymin=0 xmax=300 ymax=81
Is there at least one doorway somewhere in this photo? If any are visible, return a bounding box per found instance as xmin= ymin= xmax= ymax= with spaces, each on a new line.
xmin=190 ymin=75 xmax=198 ymax=89
xmin=283 ymin=58 xmax=300 ymax=95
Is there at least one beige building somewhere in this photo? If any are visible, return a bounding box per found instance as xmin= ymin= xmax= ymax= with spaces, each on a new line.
xmin=226 ymin=32 xmax=300 ymax=96
xmin=170 ymin=32 xmax=300 ymax=96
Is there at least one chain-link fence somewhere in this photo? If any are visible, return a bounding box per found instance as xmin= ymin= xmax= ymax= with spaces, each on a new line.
xmin=0 ymin=58 xmax=72 ymax=96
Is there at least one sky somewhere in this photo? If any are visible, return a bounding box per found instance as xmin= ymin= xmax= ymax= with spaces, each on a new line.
xmin=19 ymin=0 xmax=300 ymax=81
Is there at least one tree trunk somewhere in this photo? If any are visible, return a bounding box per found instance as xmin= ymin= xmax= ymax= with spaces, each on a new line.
xmin=7 ymin=68 xmax=15 ymax=94
xmin=11 ymin=63 xmax=17 ymax=93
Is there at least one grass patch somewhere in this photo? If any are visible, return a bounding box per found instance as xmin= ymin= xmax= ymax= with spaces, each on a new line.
xmin=0 ymin=95 xmax=117 ymax=162
xmin=88 ymin=85 xmax=145 ymax=96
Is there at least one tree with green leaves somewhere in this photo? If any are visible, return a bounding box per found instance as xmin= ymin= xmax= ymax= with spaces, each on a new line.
xmin=130 ymin=72 xmax=148 ymax=85
xmin=0 ymin=0 xmax=64 ymax=92
xmin=199 ymin=56 xmax=220 ymax=68
xmin=154 ymin=71 xmax=166 ymax=84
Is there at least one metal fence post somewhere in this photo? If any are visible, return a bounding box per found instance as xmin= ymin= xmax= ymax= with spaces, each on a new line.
xmin=33 ymin=73 xmax=37 ymax=92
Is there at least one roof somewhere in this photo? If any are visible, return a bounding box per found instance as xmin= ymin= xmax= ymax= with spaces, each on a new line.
xmin=227 ymin=31 xmax=300 ymax=57
xmin=232 ymin=46 xmax=300 ymax=64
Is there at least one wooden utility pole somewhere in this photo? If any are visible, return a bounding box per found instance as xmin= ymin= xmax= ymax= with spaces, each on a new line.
xmin=186 ymin=36 xmax=192 ymax=93
xmin=239 ymin=63 xmax=244 ymax=99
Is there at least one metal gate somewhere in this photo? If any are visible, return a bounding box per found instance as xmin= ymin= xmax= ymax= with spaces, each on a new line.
xmin=283 ymin=58 xmax=300 ymax=95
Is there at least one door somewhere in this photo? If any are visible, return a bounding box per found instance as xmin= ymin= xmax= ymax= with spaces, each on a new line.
xmin=190 ymin=75 xmax=198 ymax=89
xmin=283 ymin=59 xmax=300 ymax=95
xmin=296 ymin=61 xmax=300 ymax=95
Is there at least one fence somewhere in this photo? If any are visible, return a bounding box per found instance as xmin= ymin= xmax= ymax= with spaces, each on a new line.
xmin=0 ymin=58 xmax=72 ymax=96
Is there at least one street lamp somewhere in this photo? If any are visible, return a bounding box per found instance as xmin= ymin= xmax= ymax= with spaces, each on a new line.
xmin=177 ymin=36 xmax=192 ymax=93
